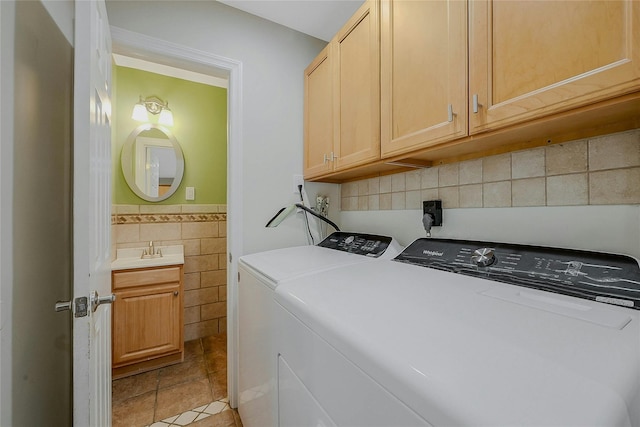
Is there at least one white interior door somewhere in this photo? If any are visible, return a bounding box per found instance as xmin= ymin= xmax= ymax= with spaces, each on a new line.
xmin=73 ymin=1 xmax=113 ymax=425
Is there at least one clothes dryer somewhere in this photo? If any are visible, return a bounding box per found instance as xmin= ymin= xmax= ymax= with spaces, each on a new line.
xmin=237 ymin=232 xmax=401 ymax=427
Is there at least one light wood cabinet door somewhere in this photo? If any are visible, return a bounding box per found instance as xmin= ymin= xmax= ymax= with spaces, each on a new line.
xmin=112 ymin=278 xmax=182 ymax=367
xmin=380 ymin=0 xmax=468 ymax=158
xmin=333 ymin=0 xmax=380 ymax=171
xmin=304 ymin=45 xmax=334 ymax=179
xmin=470 ymin=0 xmax=640 ymax=134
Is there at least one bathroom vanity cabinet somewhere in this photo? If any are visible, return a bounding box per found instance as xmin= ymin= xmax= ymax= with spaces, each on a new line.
xmin=111 ymin=264 xmax=184 ymax=379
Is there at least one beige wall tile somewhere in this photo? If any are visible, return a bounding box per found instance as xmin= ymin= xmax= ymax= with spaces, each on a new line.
xmin=116 ymin=205 xmax=140 ymax=214
xmin=219 ymin=285 xmax=227 ymax=302
xmin=368 ymin=177 xmax=380 ymax=195
xmin=139 ymin=223 xmax=181 ymax=242
xmin=215 ymin=204 xmax=227 ymax=213
xmin=392 ymin=173 xmax=406 ymax=192
xmin=405 ymin=190 xmax=422 ymax=209
xmin=421 ymin=167 xmax=439 ymax=189
xmin=218 ymin=221 xmax=227 ymax=238
xmin=368 ymin=195 xmax=380 ymax=210
xmin=116 ymin=224 xmax=140 ymax=243
xmin=405 ymin=170 xmax=422 ymax=191
xmin=439 ymin=164 xmax=459 ymax=187
xmin=219 ymin=318 xmax=227 ymax=335
xmin=139 ymin=205 xmax=182 ymax=214
xmin=483 ymin=154 xmax=511 ymax=182
xmin=342 ymin=181 xmax=358 ymax=197
xmin=182 ymin=222 xmax=219 ymax=239
xmin=392 ymin=192 xmax=406 ymax=210
xmin=546 ymin=174 xmax=588 ymax=206
xmin=379 ymin=175 xmax=392 ymax=193
xmin=589 ymin=130 xmax=640 ymax=171
xmin=512 ymin=178 xmax=546 ymax=207
xmin=184 ymin=306 xmax=201 ymax=325
xmin=590 ymin=168 xmax=640 ymax=204
xmin=358 ymin=196 xmax=369 ymax=210
xmin=459 ymin=159 xmax=482 ymax=185
xmin=201 ymin=238 xmax=226 ymax=255
xmin=182 ymin=239 xmax=201 ymax=256
xmin=512 ymin=148 xmax=545 ymax=179
xmin=181 ymin=204 xmax=221 ymax=214
xmin=546 ymin=141 xmax=587 ymax=175
xmin=459 ymin=184 xmax=483 ymax=208
xmin=184 ymin=320 xmax=219 ymax=342
xmin=218 ymin=254 xmax=227 ymax=269
xmin=184 ymin=254 xmax=219 ymax=274
xmin=380 ymin=193 xmax=392 ymax=210
xmin=439 ymin=186 xmax=459 ymax=208
xmin=184 ymin=287 xmax=218 ymax=308
xmin=358 ymin=179 xmax=369 ymax=196
xmin=421 ymin=188 xmax=439 ymax=201
xmin=201 ymin=302 xmax=226 ymax=320
xmin=483 ymin=181 xmax=512 ymax=207
xmin=341 ymin=197 xmax=358 ymax=211
xmin=184 ymin=272 xmax=201 ymax=291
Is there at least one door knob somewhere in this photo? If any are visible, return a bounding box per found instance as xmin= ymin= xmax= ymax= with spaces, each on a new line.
xmin=90 ymin=290 xmax=116 ymax=313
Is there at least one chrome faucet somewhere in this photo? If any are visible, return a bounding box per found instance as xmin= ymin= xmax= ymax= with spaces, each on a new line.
xmin=141 ymin=241 xmax=162 ymax=258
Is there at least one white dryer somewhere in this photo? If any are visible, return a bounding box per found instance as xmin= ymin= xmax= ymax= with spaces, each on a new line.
xmin=237 ymin=232 xmax=402 ymax=427
xmin=275 ymin=238 xmax=640 ymax=426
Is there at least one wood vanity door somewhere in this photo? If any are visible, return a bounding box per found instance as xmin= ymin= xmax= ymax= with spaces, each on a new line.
xmin=469 ymin=0 xmax=640 ymax=134
xmin=112 ymin=282 xmax=182 ymax=366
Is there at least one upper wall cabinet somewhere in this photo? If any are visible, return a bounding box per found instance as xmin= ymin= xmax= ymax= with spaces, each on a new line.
xmin=380 ymin=0 xmax=468 ymax=158
xmin=304 ymin=45 xmax=334 ymax=178
xmin=469 ymin=0 xmax=640 ymax=133
xmin=304 ymin=0 xmax=380 ymax=180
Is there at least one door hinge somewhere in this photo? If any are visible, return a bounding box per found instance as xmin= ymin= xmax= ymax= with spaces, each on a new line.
xmin=229 ymin=253 xmax=233 ymax=263
xmin=238 ymin=271 xmax=240 ymax=283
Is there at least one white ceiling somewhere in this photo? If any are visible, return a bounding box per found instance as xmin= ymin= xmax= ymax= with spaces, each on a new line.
xmin=218 ymin=0 xmax=365 ymax=41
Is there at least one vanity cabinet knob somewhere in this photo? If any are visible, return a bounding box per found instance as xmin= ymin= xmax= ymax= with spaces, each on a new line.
xmin=173 ymin=291 xmax=179 ymax=296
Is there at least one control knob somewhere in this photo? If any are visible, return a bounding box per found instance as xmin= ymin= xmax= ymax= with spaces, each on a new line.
xmin=345 ymin=236 xmax=355 ymax=245
xmin=471 ymin=248 xmax=496 ymax=267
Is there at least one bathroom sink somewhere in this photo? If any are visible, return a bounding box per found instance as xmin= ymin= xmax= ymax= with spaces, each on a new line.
xmin=111 ymin=244 xmax=184 ymax=270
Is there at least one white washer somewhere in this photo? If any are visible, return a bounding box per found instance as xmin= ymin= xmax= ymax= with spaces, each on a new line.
xmin=237 ymin=232 xmax=402 ymax=427
xmin=275 ymin=238 xmax=640 ymax=426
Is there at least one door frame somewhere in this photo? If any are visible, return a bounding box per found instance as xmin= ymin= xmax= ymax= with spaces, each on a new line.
xmin=109 ymin=26 xmax=243 ymax=407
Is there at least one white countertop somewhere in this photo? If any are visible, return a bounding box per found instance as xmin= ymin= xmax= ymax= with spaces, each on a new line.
xmin=111 ymin=244 xmax=184 ymax=270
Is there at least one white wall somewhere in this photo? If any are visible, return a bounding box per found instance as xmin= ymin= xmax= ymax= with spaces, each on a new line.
xmin=105 ymin=1 xmax=327 ymax=255
xmin=341 ymin=205 xmax=640 ymax=260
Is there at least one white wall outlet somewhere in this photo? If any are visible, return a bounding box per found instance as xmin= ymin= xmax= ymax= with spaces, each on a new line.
xmin=293 ymin=174 xmax=304 ymax=194
xmin=186 ymin=187 xmax=195 ymax=200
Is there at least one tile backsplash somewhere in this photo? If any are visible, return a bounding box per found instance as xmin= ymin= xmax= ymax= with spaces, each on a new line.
xmin=342 ymin=129 xmax=640 ymax=211
xmin=112 ymin=204 xmax=227 ymax=341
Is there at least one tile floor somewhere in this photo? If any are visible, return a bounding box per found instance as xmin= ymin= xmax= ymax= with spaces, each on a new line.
xmin=112 ymin=333 xmax=243 ymax=427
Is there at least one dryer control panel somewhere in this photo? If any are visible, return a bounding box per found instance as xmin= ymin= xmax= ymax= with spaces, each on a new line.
xmin=318 ymin=232 xmax=392 ymax=258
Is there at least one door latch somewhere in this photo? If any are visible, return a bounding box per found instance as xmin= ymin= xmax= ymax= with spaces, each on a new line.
xmin=54 ymin=296 xmax=89 ymax=318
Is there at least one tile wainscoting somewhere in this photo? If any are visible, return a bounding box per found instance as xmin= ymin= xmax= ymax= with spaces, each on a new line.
xmin=342 ymin=129 xmax=640 ymax=211
xmin=112 ymin=204 xmax=227 ymax=341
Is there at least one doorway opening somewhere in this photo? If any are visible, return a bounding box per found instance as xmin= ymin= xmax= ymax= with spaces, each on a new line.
xmin=109 ymin=27 xmax=242 ymax=425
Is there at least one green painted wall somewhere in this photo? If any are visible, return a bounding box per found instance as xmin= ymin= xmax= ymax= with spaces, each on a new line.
xmin=112 ymin=66 xmax=227 ymax=204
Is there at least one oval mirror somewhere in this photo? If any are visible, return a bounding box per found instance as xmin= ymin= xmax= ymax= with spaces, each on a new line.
xmin=121 ymin=124 xmax=185 ymax=202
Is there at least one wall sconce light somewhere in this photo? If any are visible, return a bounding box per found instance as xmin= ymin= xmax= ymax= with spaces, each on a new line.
xmin=132 ymin=95 xmax=174 ymax=126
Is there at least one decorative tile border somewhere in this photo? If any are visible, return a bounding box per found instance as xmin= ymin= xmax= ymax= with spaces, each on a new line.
xmin=147 ymin=398 xmax=232 ymax=427
xmin=113 ymin=213 xmax=227 ymax=225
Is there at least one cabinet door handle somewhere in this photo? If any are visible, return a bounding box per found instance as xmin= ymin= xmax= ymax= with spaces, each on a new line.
xmin=330 ymin=152 xmax=338 ymax=161
xmin=473 ymin=94 xmax=480 ymax=114
xmin=323 ymin=153 xmax=330 ymax=164
xmin=173 ymin=291 xmax=179 ymax=296
xmin=447 ymin=104 xmax=454 ymax=122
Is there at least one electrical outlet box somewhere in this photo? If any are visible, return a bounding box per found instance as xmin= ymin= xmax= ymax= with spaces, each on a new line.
xmin=423 ymin=200 xmax=443 ymax=226
xmin=293 ymin=174 xmax=304 ymax=194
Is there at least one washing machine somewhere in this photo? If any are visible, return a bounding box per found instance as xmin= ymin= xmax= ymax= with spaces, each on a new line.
xmin=275 ymin=238 xmax=640 ymax=426
xmin=237 ymin=232 xmax=402 ymax=427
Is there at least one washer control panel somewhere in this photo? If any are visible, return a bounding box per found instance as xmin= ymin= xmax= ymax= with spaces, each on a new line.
xmin=394 ymin=238 xmax=640 ymax=310
xmin=318 ymin=232 xmax=392 ymax=258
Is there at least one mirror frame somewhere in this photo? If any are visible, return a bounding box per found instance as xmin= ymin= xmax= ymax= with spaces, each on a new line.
xmin=121 ymin=124 xmax=185 ymax=202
